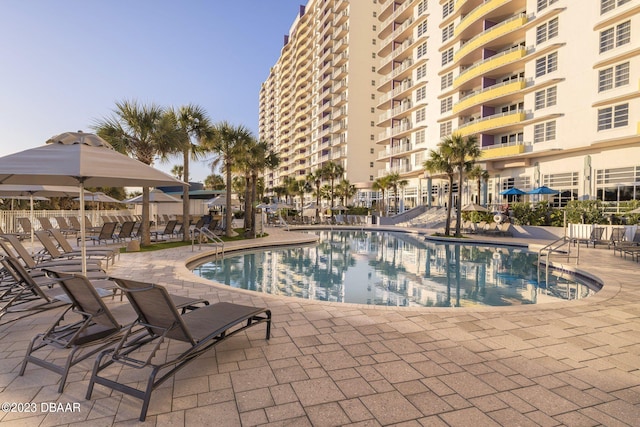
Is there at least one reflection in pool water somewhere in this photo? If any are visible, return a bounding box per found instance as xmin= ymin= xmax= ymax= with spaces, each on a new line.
xmin=192 ymin=231 xmax=599 ymax=307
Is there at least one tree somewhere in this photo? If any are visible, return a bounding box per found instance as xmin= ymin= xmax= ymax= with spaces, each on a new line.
xmin=173 ymin=104 xmax=213 ymax=241
xmin=204 ymin=174 xmax=225 ymax=190
xmin=372 ymin=175 xmax=392 ymax=216
xmin=205 ymin=121 xmax=252 ymax=237
xmin=423 ymin=147 xmax=455 ymax=236
xmin=387 ymin=172 xmax=409 ymax=215
xmin=171 ymin=165 xmax=184 ymax=180
xmin=93 ymin=99 xmax=182 ymax=245
xmin=448 ymin=133 xmax=481 ymax=236
xmin=320 ymin=162 xmax=344 ymax=209
xmin=468 ymin=165 xmax=489 ymax=206
xmin=307 ymin=170 xmax=323 ymax=223
xmin=335 ymin=179 xmax=356 ymax=207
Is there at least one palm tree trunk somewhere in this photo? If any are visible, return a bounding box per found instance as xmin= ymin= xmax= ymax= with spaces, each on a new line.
xmin=244 ymin=175 xmax=251 ymax=231
xmin=141 ymin=186 xmax=151 ymax=246
xmin=456 ymin=171 xmax=464 ymax=236
xmin=225 ymin=159 xmax=233 ymax=237
xmin=182 ymin=147 xmax=190 ymax=241
xmin=446 ymin=176 xmax=454 ymax=236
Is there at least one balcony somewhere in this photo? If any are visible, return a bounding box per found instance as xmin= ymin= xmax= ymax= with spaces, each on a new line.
xmin=378 ymin=122 xmax=413 ymax=140
xmin=456 ymin=110 xmax=526 ymax=136
xmin=334 ymin=37 xmax=348 ymax=53
xmin=334 ymin=51 xmax=349 ymax=66
xmin=455 ymin=0 xmax=511 ymax=38
xmin=377 ymin=101 xmax=413 ymax=124
xmin=480 ymin=141 xmax=529 ymax=159
xmin=379 ymin=17 xmax=414 ymax=56
xmin=377 ymin=143 xmax=420 ymax=160
xmin=454 ymin=13 xmax=528 ymax=63
xmin=380 ymin=1 xmax=412 ymax=36
xmin=333 ymin=23 xmax=348 ymax=40
xmin=453 ymin=78 xmax=525 ymax=114
xmin=333 ymin=10 xmax=348 ymax=26
xmin=454 ymin=46 xmax=527 ymax=89
xmin=378 ymin=164 xmax=413 ymax=178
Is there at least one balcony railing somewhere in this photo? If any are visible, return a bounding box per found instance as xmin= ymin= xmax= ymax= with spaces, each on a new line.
xmin=453 ymin=78 xmax=526 ymax=113
xmin=480 ymin=140 xmax=531 ymax=159
xmin=455 ymin=0 xmax=511 ymax=37
xmin=454 ymin=46 xmax=527 ymax=88
xmin=377 ymin=143 xmax=416 ymax=159
xmin=456 ymin=110 xmax=526 ymax=136
xmin=454 ymin=13 xmax=528 ymax=63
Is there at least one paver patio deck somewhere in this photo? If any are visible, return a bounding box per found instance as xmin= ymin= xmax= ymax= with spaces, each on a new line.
xmin=1 ymin=226 xmax=639 ymax=426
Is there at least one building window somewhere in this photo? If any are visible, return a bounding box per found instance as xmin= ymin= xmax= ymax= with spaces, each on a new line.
xmin=371 ymin=107 xmax=375 ymax=113
xmin=535 ymin=52 xmax=558 ymax=77
xmin=370 ymin=162 xmax=374 ymax=168
xmin=534 ymin=86 xmax=557 ymax=110
xmin=370 ymin=148 xmax=374 ymax=154
xmin=536 ymin=17 xmax=559 ymax=44
xmin=441 ymin=72 xmax=453 ymax=90
xmin=537 ymin=0 xmax=559 ymax=12
xmin=370 ymin=175 xmax=374 ymax=181
xmin=415 ymin=130 xmax=425 ymax=145
xmin=416 ymin=108 xmax=426 ymax=122
xmin=370 ymin=135 xmax=375 ymax=141
xmin=371 ymin=66 xmax=376 ymax=72
xmin=600 ymin=21 xmax=631 ymax=53
xmin=601 ymin=0 xmax=631 ymax=14
xmin=416 ymin=64 xmax=427 ymax=80
xmin=417 ymin=21 xmax=428 ymax=37
xmin=372 ymin=25 xmax=377 ymax=31
xmin=418 ymin=0 xmax=428 ymax=15
xmin=442 ymin=0 xmax=454 ymax=19
xmin=372 ymin=52 xmax=377 ymax=58
xmin=371 ymin=80 xmax=376 ymax=86
xmin=442 ymin=24 xmax=454 ymax=43
xmin=417 ymin=42 xmax=428 ymax=59
xmin=534 ymin=121 xmax=556 ymax=143
xmin=598 ymin=103 xmax=629 ymax=130
xmin=415 ymin=86 xmax=426 ymax=102
xmin=370 ymin=121 xmax=375 ymax=127
xmin=371 ymin=94 xmax=375 ymax=100
xmin=372 ymin=38 xmax=376 ymax=45
xmin=440 ymin=121 xmax=452 ymax=138
xmin=373 ymin=11 xmax=377 ymax=17
xmin=440 ymin=97 xmax=453 ymax=114
xmin=598 ymin=62 xmax=630 ymax=92
xmin=441 ymin=48 xmax=454 ymax=66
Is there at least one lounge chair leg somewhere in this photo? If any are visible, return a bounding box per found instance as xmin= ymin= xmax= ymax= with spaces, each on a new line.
xmin=86 ymin=350 xmax=109 ymax=400
xmin=19 ymin=335 xmax=40 ymax=376
xmin=139 ymin=367 xmax=160 ymax=421
xmin=57 ymin=347 xmax=79 ymax=393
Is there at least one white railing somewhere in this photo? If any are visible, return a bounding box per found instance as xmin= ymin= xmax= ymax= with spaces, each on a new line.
xmin=0 ymin=209 xmax=131 ymax=233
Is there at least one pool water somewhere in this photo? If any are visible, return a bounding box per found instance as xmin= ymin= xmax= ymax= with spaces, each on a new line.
xmin=192 ymin=230 xmax=599 ymax=307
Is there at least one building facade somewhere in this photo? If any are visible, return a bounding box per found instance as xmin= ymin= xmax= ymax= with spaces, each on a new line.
xmin=259 ymin=0 xmax=382 ymax=207
xmin=261 ymin=0 xmax=640 ymax=210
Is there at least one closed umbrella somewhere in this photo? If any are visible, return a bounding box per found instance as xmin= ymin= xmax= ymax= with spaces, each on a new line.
xmin=461 ymin=203 xmax=489 ymax=212
xmin=0 ymin=131 xmax=185 ymax=273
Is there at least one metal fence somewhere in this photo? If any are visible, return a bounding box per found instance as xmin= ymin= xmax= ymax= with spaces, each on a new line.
xmin=0 ymin=209 xmax=131 ymax=233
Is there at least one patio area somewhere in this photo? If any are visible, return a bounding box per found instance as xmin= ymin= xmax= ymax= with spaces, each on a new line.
xmin=1 ymin=226 xmax=640 ymax=426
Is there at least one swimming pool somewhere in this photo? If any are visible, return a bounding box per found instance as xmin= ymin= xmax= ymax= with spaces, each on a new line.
xmin=192 ymin=230 xmax=600 ymax=307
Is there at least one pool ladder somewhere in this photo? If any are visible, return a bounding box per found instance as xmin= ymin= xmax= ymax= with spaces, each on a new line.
xmin=537 ymin=236 xmax=579 ymax=288
xmin=191 ymin=227 xmax=225 ymax=258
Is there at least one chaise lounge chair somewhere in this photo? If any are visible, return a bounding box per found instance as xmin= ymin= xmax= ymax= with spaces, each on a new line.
xmin=20 ymin=271 xmax=209 ymax=392
xmin=86 ymin=277 xmax=271 ymax=421
xmin=47 ymin=229 xmax=119 ymax=266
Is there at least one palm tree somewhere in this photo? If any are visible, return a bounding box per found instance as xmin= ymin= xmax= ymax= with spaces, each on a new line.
xmin=423 ymin=147 xmax=455 ymax=236
xmin=93 ymin=99 xmax=182 ymax=245
xmin=204 ymin=174 xmax=225 ymax=190
xmin=448 ymin=133 xmax=481 ymax=236
xmin=320 ymin=161 xmax=344 ymax=209
xmin=173 ymin=104 xmax=213 ymax=241
xmin=372 ymin=175 xmax=392 ymax=216
xmin=468 ymin=165 xmax=489 ymax=206
xmin=335 ymin=179 xmax=356 ymax=207
xmin=170 ymin=165 xmax=184 ymax=180
xmin=387 ymin=172 xmax=409 ymax=215
xmin=205 ymin=122 xmax=252 ymax=237
xmin=307 ymin=170 xmax=323 ymax=222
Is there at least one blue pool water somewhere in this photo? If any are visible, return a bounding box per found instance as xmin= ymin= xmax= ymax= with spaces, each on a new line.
xmin=192 ymin=230 xmax=600 ymax=307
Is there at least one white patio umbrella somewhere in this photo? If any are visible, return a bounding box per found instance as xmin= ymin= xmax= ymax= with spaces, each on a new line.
xmin=0 ymin=184 xmax=85 ymax=252
xmin=0 ymin=131 xmax=186 ymax=273
xmin=75 ymin=191 xmax=123 ymax=204
xmin=123 ymin=189 xmax=180 ymax=204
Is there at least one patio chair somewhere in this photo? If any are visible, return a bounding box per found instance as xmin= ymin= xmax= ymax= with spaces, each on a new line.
xmin=78 ymin=222 xmax=117 ymax=245
xmin=573 ymin=227 xmax=605 ymax=248
xmin=0 ymin=256 xmax=68 ymax=325
xmin=613 ymin=231 xmax=640 ymax=259
xmin=115 ymin=221 xmax=136 ymax=242
xmin=54 ymin=217 xmax=79 ymax=237
xmin=607 ymin=227 xmax=626 ymax=249
xmin=151 ymin=220 xmax=177 ymax=242
xmin=68 ymin=217 xmax=83 ymax=233
xmin=86 ymin=277 xmax=271 ymax=421
xmin=0 ymin=225 xmax=29 ymax=241
xmin=0 ymin=234 xmax=105 ymax=276
xmin=20 ymin=271 xmax=210 ymax=392
xmin=37 ymin=217 xmax=56 ymax=231
xmin=39 ymin=229 xmax=118 ymax=268
xmin=17 ymin=217 xmax=33 ymax=235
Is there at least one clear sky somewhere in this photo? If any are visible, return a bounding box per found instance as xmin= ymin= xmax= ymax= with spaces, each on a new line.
xmin=0 ymin=0 xmax=305 ymax=183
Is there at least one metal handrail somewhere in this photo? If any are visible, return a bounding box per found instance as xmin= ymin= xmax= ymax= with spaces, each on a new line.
xmin=191 ymin=227 xmax=225 ymax=256
xmin=537 ymin=236 xmax=579 ymax=288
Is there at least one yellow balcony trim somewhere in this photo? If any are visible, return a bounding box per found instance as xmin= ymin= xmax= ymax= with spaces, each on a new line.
xmin=453 ymin=79 xmax=525 ymax=114
xmin=455 ymin=0 xmax=510 ymax=37
xmin=454 ymin=14 xmax=527 ymax=63
xmin=454 ymin=47 xmax=526 ymax=88
xmin=457 ymin=111 xmax=525 ymax=136
xmin=480 ymin=143 xmax=525 ymax=159
xmin=454 ymin=0 xmax=467 ymax=12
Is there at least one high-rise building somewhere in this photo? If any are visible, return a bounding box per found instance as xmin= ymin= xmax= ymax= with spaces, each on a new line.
xmin=259 ymin=0 xmax=381 ymax=206
xmin=261 ymin=0 xmax=640 ymax=210
xmin=375 ymin=0 xmax=640 ymax=209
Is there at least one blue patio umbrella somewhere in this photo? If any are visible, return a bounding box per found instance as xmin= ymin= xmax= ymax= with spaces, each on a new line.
xmin=499 ymin=188 xmax=527 ymax=196
xmin=527 ymin=186 xmax=559 ymax=195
